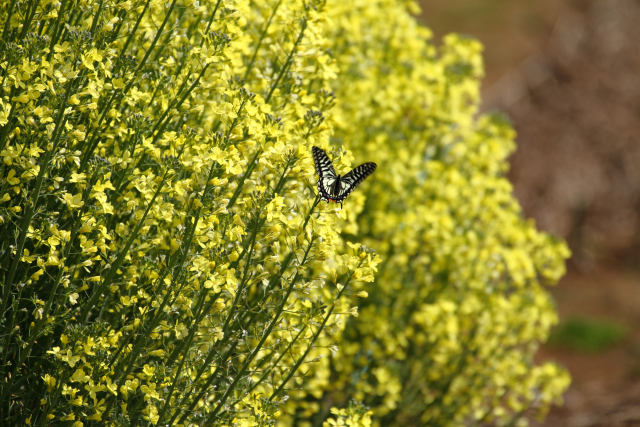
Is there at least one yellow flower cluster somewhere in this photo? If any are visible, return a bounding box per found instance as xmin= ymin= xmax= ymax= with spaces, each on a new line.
xmin=311 ymin=1 xmax=570 ymax=424
xmin=0 ymin=0 xmax=568 ymax=425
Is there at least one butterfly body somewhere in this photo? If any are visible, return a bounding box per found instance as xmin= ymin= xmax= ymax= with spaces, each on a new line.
xmin=312 ymin=146 xmax=376 ymax=208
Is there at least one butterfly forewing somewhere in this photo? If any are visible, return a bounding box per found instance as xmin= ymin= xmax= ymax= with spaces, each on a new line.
xmin=340 ymin=162 xmax=377 ymax=190
xmin=312 ymin=146 xmax=336 ymax=179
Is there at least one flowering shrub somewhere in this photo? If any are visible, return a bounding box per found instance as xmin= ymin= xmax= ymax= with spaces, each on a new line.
xmin=0 ymin=0 xmax=569 ymax=425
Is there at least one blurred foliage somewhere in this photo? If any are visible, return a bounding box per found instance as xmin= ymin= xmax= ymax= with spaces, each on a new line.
xmin=0 ymin=0 xmax=569 ymax=425
xmin=550 ymin=317 xmax=627 ymax=353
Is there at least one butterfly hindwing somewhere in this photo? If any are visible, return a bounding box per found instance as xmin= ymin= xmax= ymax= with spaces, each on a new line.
xmin=319 ymin=176 xmax=337 ymax=201
xmin=311 ymin=146 xmax=376 ymax=207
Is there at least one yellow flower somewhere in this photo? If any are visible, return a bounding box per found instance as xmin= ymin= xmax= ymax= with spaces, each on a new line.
xmin=62 ymin=192 xmax=84 ymax=209
xmin=3 ymin=0 xmax=567 ymax=424
xmin=42 ymin=374 xmax=57 ymax=392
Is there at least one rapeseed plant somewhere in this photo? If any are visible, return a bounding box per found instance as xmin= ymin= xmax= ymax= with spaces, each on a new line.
xmin=0 ymin=0 xmax=569 ymax=425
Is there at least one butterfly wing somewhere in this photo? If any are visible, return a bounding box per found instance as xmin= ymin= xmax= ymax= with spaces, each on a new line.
xmin=334 ymin=162 xmax=377 ymax=201
xmin=312 ymin=146 xmax=336 ymax=178
xmin=311 ymin=146 xmax=376 ymax=206
xmin=312 ymin=146 xmax=338 ymax=201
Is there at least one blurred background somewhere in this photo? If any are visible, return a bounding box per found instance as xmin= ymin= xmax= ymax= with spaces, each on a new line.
xmin=419 ymin=0 xmax=640 ymax=425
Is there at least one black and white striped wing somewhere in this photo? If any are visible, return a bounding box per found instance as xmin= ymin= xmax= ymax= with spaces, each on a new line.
xmin=312 ymin=146 xmax=338 ymax=200
xmin=335 ymin=162 xmax=377 ymax=200
xmin=312 ymin=146 xmax=336 ymax=179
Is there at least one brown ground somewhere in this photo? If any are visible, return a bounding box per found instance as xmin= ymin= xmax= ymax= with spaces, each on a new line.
xmin=420 ymin=0 xmax=640 ymax=425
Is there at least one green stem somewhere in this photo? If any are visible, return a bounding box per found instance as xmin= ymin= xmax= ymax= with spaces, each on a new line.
xmin=149 ymin=63 xmax=211 ymax=140
xmin=221 ymin=323 xmax=308 ymax=417
xmin=154 ymin=290 xmax=218 ymax=424
xmin=170 ymin=196 xmax=320 ymax=424
xmin=2 ymin=0 xmax=16 ymax=40
xmin=219 ymin=225 xmax=260 ymax=338
xmin=268 ymin=259 xmax=363 ymax=402
xmin=21 ymin=164 xmax=104 ymax=364
xmin=46 ymin=0 xmax=68 ymax=55
xmin=236 ymin=195 xmax=319 ymax=329
xmin=265 ymin=18 xmax=307 ymax=104
xmin=78 ymin=0 xmax=169 ymax=168
xmin=127 ymin=0 xmax=178 ymax=90
xmin=79 ymin=167 xmax=171 ymax=323
xmin=89 ymin=0 xmax=105 ymax=35
xmin=118 ymin=0 xmax=151 ymax=58
xmin=226 ymin=147 xmax=261 ymax=210
xmin=19 ymin=0 xmax=42 ymax=40
xmin=0 ymin=70 xmax=75 ymax=415
xmin=1 ymin=77 xmax=74 ymax=333
xmin=241 ymin=0 xmax=283 ymax=83
xmin=200 ymin=237 xmax=316 ymax=424
xmin=200 ymin=0 xmax=223 ymax=47
xmin=110 ymin=136 xmax=223 ymax=389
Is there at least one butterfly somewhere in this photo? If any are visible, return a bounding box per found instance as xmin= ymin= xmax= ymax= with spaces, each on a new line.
xmin=312 ymin=146 xmax=377 ymax=208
